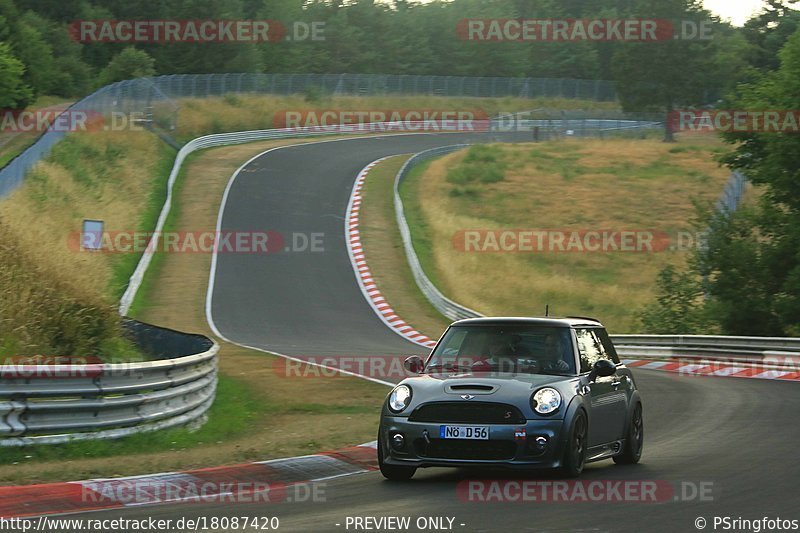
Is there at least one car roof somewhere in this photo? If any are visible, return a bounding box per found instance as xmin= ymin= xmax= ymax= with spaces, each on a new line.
xmin=450 ymin=316 xmax=604 ymax=328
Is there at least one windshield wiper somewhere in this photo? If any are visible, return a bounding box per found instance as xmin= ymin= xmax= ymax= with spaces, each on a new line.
xmin=538 ymin=369 xmax=571 ymax=376
xmin=424 ymin=363 xmax=472 ymax=373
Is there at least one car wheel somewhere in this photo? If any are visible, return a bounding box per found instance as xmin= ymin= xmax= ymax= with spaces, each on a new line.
xmin=614 ymin=402 xmax=643 ymax=465
xmin=378 ymin=432 xmax=416 ymax=481
xmin=561 ymin=410 xmax=587 ymax=477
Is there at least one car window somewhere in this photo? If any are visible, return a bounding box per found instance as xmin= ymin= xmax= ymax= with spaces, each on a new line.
xmin=575 ymin=328 xmax=614 ymax=373
xmin=594 ymin=328 xmax=621 ymax=364
xmin=427 ymin=325 xmax=576 ymax=375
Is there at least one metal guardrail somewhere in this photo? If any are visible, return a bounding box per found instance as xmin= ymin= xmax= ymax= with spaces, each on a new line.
xmin=392 ymin=142 xmax=750 ymax=327
xmin=392 ymin=149 xmax=783 ymax=364
xmin=118 ymin=122 xmax=494 ymax=315
xmin=393 ymin=145 xmax=483 ymax=322
xmin=0 ymin=321 xmax=218 ymax=446
xmin=716 ymin=170 xmax=747 ymax=213
xmin=612 ymin=334 xmax=800 ymax=363
xmin=0 ymin=73 xmax=622 ymax=199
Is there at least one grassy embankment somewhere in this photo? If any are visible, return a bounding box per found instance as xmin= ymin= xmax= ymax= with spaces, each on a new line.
xmin=356 ymin=134 xmax=734 ymax=336
xmin=0 ymin=93 xmax=615 ymax=482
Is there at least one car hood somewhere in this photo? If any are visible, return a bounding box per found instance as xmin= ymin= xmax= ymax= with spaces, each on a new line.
xmin=386 ymin=372 xmax=581 ymax=420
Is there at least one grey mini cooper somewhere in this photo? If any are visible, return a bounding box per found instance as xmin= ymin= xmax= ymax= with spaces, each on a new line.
xmin=378 ymin=317 xmax=643 ymax=480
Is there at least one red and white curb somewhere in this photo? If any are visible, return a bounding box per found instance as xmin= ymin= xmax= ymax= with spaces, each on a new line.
xmin=343 ymin=160 xmax=800 ymax=383
xmin=345 ymin=158 xmax=437 ymax=349
xmin=622 ymin=359 xmax=800 ymax=381
xmin=0 ymin=442 xmax=377 ymax=518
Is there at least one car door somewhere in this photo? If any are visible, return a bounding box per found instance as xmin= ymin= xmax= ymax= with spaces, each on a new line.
xmin=575 ymin=328 xmax=628 ymax=446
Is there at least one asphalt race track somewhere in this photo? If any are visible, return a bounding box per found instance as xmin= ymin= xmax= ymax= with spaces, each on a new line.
xmin=77 ymin=372 xmax=800 ymax=532
xmin=208 ymin=131 xmax=510 ymax=357
xmin=79 ymin=133 xmax=800 ymax=532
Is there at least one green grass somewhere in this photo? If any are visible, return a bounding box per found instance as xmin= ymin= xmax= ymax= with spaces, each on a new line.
xmin=121 ymin=148 xmax=195 ymax=317
xmin=446 ymin=145 xmax=507 ymax=188
xmin=399 ymin=160 xmax=443 ymax=289
xmin=0 ymin=375 xmax=258 ymax=469
xmin=396 ymin=137 xmax=732 ymax=331
xmin=358 ymin=155 xmax=451 ymax=338
xmin=0 ymin=133 xmax=39 ymax=168
xmin=109 ymin=144 xmax=178 ymax=301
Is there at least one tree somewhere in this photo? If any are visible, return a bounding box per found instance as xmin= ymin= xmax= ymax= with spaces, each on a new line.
xmin=0 ymin=41 xmax=33 ymax=108
xmin=640 ymin=265 xmax=716 ymax=334
xmin=610 ymin=0 xmax=720 ymax=141
xmin=13 ymin=12 xmax=57 ymax=99
xmin=99 ymin=47 xmax=156 ymax=84
xmin=654 ymin=26 xmax=800 ymax=336
xmin=702 ymin=26 xmax=800 ymax=335
xmin=741 ymin=0 xmax=800 ymax=72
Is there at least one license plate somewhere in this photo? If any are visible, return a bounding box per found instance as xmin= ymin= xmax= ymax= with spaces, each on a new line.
xmin=439 ymin=425 xmax=489 ymax=440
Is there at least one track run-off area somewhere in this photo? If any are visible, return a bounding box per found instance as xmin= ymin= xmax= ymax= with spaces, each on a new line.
xmin=75 ymin=132 xmax=800 ymax=532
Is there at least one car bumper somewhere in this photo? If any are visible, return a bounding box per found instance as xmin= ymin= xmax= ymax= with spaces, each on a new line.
xmin=380 ymin=416 xmax=567 ymax=469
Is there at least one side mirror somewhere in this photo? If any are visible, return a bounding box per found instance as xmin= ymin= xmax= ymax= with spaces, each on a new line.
xmin=589 ymin=359 xmax=616 ymax=382
xmin=404 ymin=356 xmax=424 ymax=374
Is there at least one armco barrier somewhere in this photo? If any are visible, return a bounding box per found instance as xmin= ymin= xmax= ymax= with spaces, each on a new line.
xmin=117 ymin=122 xmax=492 ymax=315
xmin=0 ymin=320 xmax=218 ymax=446
xmin=612 ymin=334 xmax=800 ymax=367
xmin=393 ymin=145 xmax=483 ymax=322
xmin=120 ymin=118 xmax=666 ymax=316
xmin=391 ymin=145 xmax=748 ymax=324
xmin=389 ymin=148 xmax=798 ymax=364
xmin=0 ymin=73 xmax=626 ymax=200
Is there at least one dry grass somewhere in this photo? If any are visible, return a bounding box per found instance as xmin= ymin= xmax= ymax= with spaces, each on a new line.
xmin=0 ymin=132 xmax=166 ymax=297
xmin=132 ymin=136 xmax=352 ymax=323
xmin=0 ymin=99 xmax=72 ymax=167
xmin=404 ymin=134 xmax=732 ymax=332
xmin=174 ymin=94 xmax=621 ymax=141
xmin=358 ymin=155 xmax=451 ymax=340
xmin=0 ymin=130 xmax=167 ymax=357
xmin=0 ymin=92 xmax=624 ymax=479
xmin=0 ymin=347 xmax=386 ymax=484
xmin=0 ymin=136 xmax=392 ymax=483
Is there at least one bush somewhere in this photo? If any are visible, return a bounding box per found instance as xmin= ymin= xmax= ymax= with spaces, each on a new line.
xmin=0 ymin=222 xmax=136 ymax=358
xmin=639 ymin=265 xmax=716 ymax=334
xmin=446 ymin=145 xmax=507 ymax=188
xmin=303 ymin=85 xmax=329 ymax=104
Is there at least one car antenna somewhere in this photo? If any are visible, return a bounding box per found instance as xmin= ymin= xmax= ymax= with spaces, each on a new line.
xmin=545 ymin=304 xmax=549 ymax=317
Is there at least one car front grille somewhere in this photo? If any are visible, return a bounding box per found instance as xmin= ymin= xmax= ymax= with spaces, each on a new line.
xmin=408 ymin=402 xmax=526 ymax=424
xmin=414 ymin=438 xmax=517 ymax=460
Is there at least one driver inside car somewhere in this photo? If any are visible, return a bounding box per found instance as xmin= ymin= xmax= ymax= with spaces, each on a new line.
xmin=541 ymin=333 xmax=571 ymax=372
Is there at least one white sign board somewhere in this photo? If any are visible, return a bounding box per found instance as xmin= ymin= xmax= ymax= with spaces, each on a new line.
xmin=81 ymin=219 xmax=104 ymax=251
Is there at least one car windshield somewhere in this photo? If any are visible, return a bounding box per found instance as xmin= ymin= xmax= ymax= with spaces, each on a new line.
xmin=425 ymin=325 xmax=576 ymax=376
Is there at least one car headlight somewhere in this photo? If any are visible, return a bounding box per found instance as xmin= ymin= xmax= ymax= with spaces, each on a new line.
xmin=531 ymin=387 xmax=561 ymax=415
xmin=388 ymin=385 xmax=412 ymax=413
